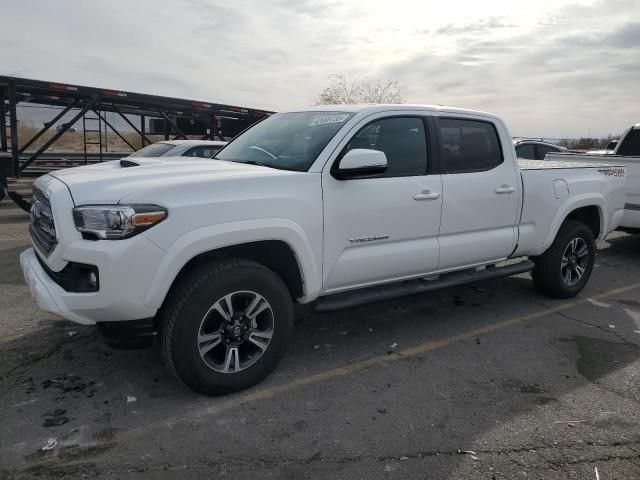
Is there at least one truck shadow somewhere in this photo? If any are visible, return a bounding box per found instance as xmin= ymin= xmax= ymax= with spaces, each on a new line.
xmin=599 ymin=231 xmax=640 ymax=258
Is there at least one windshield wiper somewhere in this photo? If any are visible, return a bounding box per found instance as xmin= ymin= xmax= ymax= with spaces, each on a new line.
xmin=233 ymin=159 xmax=292 ymax=171
xmin=241 ymin=160 xmax=270 ymax=167
xmin=220 ymin=158 xmax=293 ymax=171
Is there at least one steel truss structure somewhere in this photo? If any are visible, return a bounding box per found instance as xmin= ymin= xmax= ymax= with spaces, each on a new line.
xmin=0 ymin=76 xmax=273 ymax=177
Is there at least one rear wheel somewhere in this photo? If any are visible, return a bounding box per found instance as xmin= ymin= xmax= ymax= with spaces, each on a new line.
xmin=532 ymin=220 xmax=595 ymax=298
xmin=160 ymin=258 xmax=294 ymax=395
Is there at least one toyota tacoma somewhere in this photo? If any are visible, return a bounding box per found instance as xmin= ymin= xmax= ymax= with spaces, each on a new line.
xmin=21 ymin=105 xmax=627 ymax=394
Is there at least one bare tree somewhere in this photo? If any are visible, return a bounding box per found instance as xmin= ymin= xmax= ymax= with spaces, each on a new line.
xmin=316 ymin=74 xmax=405 ymax=105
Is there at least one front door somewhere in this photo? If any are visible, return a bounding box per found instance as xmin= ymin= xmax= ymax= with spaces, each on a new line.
xmin=322 ymin=115 xmax=442 ymax=293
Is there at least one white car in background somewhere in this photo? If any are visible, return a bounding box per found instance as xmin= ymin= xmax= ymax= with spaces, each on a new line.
xmin=128 ymin=140 xmax=227 ymax=159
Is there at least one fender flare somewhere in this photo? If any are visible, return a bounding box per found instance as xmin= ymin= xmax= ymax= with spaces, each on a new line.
xmin=143 ymin=218 xmax=322 ymax=308
xmin=541 ymin=194 xmax=606 ymax=251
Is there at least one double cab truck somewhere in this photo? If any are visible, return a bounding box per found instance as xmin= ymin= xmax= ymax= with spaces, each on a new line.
xmin=21 ymin=105 xmax=627 ymax=395
xmin=551 ymin=123 xmax=640 ymax=232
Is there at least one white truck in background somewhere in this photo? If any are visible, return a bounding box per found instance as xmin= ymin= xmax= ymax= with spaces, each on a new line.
xmin=551 ymin=123 xmax=640 ymax=232
xmin=21 ymin=105 xmax=627 ymax=395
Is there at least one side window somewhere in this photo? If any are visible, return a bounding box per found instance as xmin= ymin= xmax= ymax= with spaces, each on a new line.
xmin=184 ymin=146 xmax=221 ymax=158
xmin=184 ymin=147 xmax=205 ymax=157
xmin=617 ymin=129 xmax=640 ymax=156
xmin=340 ymin=117 xmax=428 ymax=177
xmin=438 ymin=118 xmax=503 ymax=173
xmin=204 ymin=147 xmax=222 ymax=158
xmin=536 ymin=145 xmax=559 ymax=160
xmin=516 ymin=144 xmax=535 ymax=159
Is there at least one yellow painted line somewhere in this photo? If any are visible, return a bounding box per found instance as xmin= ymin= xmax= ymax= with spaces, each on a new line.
xmin=116 ymin=282 xmax=640 ymax=439
xmin=184 ymin=281 xmax=640 ymax=419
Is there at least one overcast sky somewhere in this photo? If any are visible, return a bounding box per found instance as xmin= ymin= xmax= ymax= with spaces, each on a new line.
xmin=3 ymin=0 xmax=639 ymax=137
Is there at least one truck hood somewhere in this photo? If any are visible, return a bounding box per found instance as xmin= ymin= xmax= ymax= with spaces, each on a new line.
xmin=49 ymin=157 xmax=292 ymax=204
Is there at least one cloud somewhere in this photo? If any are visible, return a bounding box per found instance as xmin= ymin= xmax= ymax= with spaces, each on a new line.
xmin=376 ymin=2 xmax=640 ymax=137
xmin=0 ymin=0 xmax=638 ymax=137
xmin=435 ymin=17 xmax=514 ymax=36
xmin=606 ymin=22 xmax=640 ymax=48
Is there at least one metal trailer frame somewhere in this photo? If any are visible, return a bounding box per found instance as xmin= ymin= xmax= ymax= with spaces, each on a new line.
xmin=0 ymin=76 xmax=273 ymax=178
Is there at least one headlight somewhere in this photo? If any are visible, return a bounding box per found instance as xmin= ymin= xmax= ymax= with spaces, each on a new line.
xmin=73 ymin=205 xmax=167 ymax=240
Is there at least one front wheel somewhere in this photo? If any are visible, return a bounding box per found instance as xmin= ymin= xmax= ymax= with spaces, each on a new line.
xmin=532 ymin=220 xmax=595 ymax=299
xmin=160 ymin=258 xmax=294 ymax=395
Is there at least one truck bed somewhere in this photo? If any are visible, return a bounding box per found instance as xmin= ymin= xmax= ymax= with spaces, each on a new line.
xmin=544 ymin=153 xmax=640 ymax=231
xmin=518 ymin=158 xmax=625 ymax=170
xmin=515 ymin=159 xmax=627 ymax=257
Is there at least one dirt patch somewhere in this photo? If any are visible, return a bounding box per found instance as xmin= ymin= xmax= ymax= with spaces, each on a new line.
xmin=42 ymin=375 xmax=97 ymax=399
xmin=501 ymin=378 xmax=549 ymax=394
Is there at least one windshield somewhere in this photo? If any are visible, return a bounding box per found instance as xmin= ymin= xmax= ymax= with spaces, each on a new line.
xmin=129 ymin=143 xmax=175 ymax=158
xmin=215 ymin=112 xmax=354 ymax=171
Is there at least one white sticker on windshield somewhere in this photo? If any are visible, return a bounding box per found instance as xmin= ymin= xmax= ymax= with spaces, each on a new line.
xmin=308 ymin=114 xmax=350 ymax=126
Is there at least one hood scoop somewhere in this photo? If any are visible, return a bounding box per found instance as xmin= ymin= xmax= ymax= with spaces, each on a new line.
xmin=120 ymin=159 xmax=140 ymax=168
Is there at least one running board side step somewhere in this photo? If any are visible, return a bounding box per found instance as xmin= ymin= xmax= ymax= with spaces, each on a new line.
xmin=313 ymin=260 xmax=534 ymax=312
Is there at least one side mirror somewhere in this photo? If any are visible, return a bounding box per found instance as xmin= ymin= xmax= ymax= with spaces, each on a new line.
xmin=333 ymin=149 xmax=387 ymax=180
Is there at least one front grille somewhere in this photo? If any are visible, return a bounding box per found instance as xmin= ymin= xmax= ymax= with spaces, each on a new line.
xmin=29 ymin=187 xmax=57 ymax=255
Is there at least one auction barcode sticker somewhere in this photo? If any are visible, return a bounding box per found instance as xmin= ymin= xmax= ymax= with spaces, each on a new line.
xmin=308 ymin=114 xmax=350 ymax=126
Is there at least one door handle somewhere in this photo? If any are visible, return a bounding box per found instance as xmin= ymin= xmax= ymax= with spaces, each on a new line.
xmin=413 ymin=190 xmax=440 ymax=201
xmin=495 ymin=185 xmax=515 ymax=194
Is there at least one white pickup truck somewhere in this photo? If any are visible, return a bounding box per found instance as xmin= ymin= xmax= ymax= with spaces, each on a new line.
xmin=550 ymin=123 xmax=640 ymax=232
xmin=21 ymin=105 xmax=627 ymax=395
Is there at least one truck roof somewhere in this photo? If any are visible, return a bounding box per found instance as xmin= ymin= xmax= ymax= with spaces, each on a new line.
xmin=288 ymin=104 xmax=500 ymax=119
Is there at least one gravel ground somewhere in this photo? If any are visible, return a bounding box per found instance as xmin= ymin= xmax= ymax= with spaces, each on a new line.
xmin=1 ymin=194 xmax=640 ymax=479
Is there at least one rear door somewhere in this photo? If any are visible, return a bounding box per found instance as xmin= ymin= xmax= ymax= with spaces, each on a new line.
xmin=436 ymin=116 xmax=521 ymax=269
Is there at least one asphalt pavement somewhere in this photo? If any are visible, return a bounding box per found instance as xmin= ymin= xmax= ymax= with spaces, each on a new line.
xmin=1 ymin=196 xmax=640 ymax=479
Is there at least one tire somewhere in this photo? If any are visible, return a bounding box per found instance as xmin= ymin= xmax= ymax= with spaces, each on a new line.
xmin=532 ymin=220 xmax=595 ymax=299
xmin=159 ymin=258 xmax=294 ymax=395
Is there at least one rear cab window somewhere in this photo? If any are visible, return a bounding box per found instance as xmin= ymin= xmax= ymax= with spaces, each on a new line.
xmin=617 ymin=128 xmax=640 ymax=156
xmin=437 ymin=118 xmax=503 ymax=173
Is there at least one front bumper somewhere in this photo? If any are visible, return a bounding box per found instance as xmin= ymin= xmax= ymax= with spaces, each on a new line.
xmin=21 ymin=239 xmax=162 ymax=325
xmin=21 ymin=248 xmax=88 ymax=323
